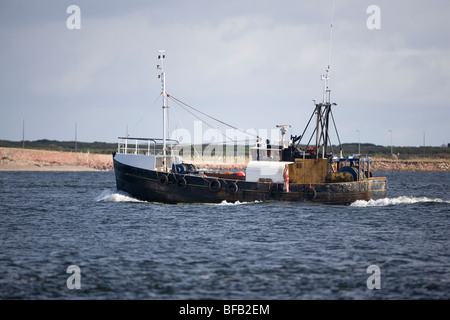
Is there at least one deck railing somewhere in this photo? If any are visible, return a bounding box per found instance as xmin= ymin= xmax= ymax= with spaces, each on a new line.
xmin=250 ymin=147 xmax=283 ymax=162
xmin=117 ymin=137 xmax=179 ymax=156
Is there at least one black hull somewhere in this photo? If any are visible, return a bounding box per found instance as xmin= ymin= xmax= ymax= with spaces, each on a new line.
xmin=113 ymin=157 xmax=387 ymax=205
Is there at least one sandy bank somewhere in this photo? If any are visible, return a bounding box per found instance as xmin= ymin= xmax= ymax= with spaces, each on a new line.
xmin=0 ymin=147 xmax=448 ymax=172
xmin=0 ymin=147 xmax=113 ymax=171
xmin=369 ymin=158 xmax=450 ymax=172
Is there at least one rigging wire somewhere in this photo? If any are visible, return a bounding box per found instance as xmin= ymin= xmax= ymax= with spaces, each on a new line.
xmin=168 ymin=95 xmax=235 ymax=142
xmin=295 ymin=108 xmax=316 ymax=148
xmin=296 ymin=104 xmax=340 ymax=156
xmin=166 ymin=97 xmax=170 ymax=142
xmin=132 ymin=93 xmax=162 ymax=133
xmin=169 ymin=99 xmax=220 ymax=158
xmin=170 ymin=106 xmax=227 ymax=158
xmin=170 ymin=102 xmax=188 ymax=136
xmin=330 ymin=109 xmax=343 ymax=156
xmin=167 ymin=94 xmax=260 ymax=140
xmin=306 ymin=126 xmax=317 ymax=149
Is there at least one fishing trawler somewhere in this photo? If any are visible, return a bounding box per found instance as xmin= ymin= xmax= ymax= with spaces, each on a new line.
xmin=113 ymin=50 xmax=387 ymax=205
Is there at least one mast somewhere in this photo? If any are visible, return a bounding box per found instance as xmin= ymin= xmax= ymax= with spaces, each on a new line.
xmin=158 ymin=50 xmax=167 ymax=168
xmin=314 ymin=1 xmax=335 ymax=159
xmin=292 ymin=1 xmax=343 ymax=160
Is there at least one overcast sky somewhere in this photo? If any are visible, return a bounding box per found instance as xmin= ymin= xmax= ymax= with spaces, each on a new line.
xmin=1 ymin=0 xmax=449 ymax=147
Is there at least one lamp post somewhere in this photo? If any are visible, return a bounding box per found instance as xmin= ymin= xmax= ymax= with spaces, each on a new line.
xmin=388 ymin=130 xmax=393 ymax=156
xmin=22 ymin=118 xmax=25 ymax=149
xmin=356 ymin=130 xmax=360 ymax=155
xmin=75 ymin=122 xmax=77 ymax=153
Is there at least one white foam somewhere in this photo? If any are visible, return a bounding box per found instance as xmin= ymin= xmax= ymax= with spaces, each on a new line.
xmin=215 ymin=200 xmax=261 ymax=206
xmin=96 ymin=190 xmax=144 ymax=203
xmin=351 ymin=196 xmax=450 ymax=207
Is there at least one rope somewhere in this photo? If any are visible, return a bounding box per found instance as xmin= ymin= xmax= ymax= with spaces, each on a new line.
xmin=133 ymin=93 xmax=162 ymax=132
xmin=168 ymin=95 xmax=235 ymax=142
xmin=295 ymin=108 xmax=316 ymax=148
xmin=330 ymin=109 xmax=344 ymax=156
xmin=167 ymin=94 xmax=260 ymax=140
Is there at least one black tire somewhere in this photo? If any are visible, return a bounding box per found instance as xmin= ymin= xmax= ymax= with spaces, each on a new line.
xmin=269 ymin=186 xmax=280 ymax=199
xmin=159 ymin=174 xmax=169 ymax=185
xmin=208 ymin=179 xmax=221 ymax=193
xmin=227 ymin=182 xmax=239 ymax=194
xmin=305 ymin=187 xmax=316 ymax=200
xmin=177 ymin=177 xmax=187 ymax=189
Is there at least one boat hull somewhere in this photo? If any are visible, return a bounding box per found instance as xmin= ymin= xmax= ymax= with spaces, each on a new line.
xmin=113 ymin=156 xmax=387 ymax=205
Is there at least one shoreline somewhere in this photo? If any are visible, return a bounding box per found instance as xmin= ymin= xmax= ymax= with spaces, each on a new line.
xmin=0 ymin=147 xmax=449 ymax=172
xmin=0 ymin=147 xmax=112 ymax=172
xmin=0 ymin=162 xmax=106 ymax=172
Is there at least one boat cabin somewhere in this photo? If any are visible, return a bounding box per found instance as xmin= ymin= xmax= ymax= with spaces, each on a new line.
xmin=114 ymin=137 xmax=180 ymax=172
xmin=248 ymin=138 xmax=372 ymax=185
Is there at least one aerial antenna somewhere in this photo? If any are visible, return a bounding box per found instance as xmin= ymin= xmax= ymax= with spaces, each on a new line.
xmin=327 ymin=0 xmax=335 ymax=71
xmin=314 ymin=0 xmax=337 ymax=158
xmin=296 ymin=0 xmax=340 ymax=157
xmin=323 ymin=0 xmax=335 ymax=104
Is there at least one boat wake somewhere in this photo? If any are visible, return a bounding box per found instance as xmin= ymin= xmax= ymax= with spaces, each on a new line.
xmin=351 ymin=196 xmax=450 ymax=207
xmin=216 ymin=200 xmax=262 ymax=206
xmin=96 ymin=190 xmax=144 ymax=203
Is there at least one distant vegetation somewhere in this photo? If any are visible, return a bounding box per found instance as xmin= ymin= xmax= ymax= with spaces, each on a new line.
xmin=1 ymin=140 xmax=449 ymax=159
xmin=0 ymin=139 xmax=116 ymax=154
xmin=337 ymin=143 xmax=450 ymax=159
xmin=179 ymin=142 xmax=450 ymax=159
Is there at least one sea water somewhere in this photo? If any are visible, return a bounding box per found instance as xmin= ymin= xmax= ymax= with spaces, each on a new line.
xmin=0 ymin=171 xmax=448 ymax=299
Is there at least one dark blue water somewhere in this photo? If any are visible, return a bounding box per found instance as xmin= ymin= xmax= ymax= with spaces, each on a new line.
xmin=0 ymin=170 xmax=449 ymax=299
